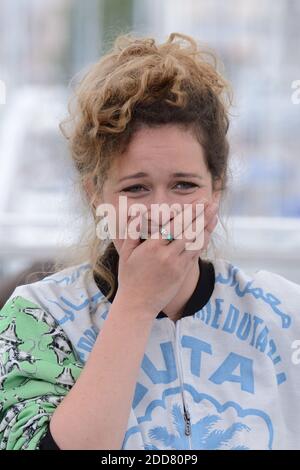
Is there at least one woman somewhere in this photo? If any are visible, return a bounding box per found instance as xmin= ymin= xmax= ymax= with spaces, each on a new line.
xmin=0 ymin=32 xmax=299 ymax=450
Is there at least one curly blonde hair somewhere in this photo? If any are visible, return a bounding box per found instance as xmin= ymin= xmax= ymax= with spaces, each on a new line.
xmin=60 ymin=31 xmax=232 ymax=300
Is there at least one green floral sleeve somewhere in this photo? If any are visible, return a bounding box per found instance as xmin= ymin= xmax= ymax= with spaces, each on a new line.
xmin=0 ymin=295 xmax=83 ymax=450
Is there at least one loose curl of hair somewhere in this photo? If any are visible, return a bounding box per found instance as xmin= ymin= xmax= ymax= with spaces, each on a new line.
xmin=60 ymin=31 xmax=233 ymax=300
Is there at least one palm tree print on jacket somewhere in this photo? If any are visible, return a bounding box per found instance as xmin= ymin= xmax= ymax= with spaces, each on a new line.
xmin=144 ymin=403 xmax=250 ymax=450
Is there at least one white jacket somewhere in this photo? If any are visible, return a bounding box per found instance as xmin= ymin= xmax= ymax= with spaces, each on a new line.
xmin=0 ymin=258 xmax=300 ymax=450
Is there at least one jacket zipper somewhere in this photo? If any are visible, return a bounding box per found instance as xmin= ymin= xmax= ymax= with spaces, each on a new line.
xmin=183 ymin=403 xmax=191 ymax=437
xmin=171 ymin=319 xmax=192 ymax=449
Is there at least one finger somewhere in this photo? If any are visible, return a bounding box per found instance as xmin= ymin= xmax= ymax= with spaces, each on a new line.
xmin=202 ymin=217 xmax=218 ymax=252
xmin=206 ymin=214 xmax=219 ymax=234
xmin=173 ymin=200 xmax=206 ymax=239
xmin=201 ymin=228 xmax=210 ymax=253
xmin=200 ymin=215 xmax=218 ymax=253
xmin=147 ymin=198 xmax=212 ymax=248
xmin=179 ymin=216 xmax=206 ymax=254
xmin=160 ymin=210 xmax=204 ymax=257
xmin=177 ymin=206 xmax=219 ymax=255
xmin=119 ymin=210 xmax=147 ymax=259
xmin=158 ymin=199 xmax=206 ymax=243
xmin=160 ymin=201 xmax=218 ymax=254
xmin=171 ymin=198 xmax=216 ymax=240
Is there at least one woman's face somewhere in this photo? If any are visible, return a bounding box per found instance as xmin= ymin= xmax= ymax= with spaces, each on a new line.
xmin=99 ymin=125 xmax=221 ymax=253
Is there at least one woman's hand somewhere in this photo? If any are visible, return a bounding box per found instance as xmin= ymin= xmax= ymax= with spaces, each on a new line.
xmin=115 ymin=200 xmax=219 ymax=319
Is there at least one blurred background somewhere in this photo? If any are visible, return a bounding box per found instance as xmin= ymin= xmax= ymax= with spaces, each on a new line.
xmin=0 ymin=0 xmax=300 ymax=306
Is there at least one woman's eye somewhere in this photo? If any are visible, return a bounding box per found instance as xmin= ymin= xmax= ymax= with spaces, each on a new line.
xmin=121 ymin=185 xmax=147 ymax=193
xmin=121 ymin=182 xmax=199 ymax=193
xmin=174 ymin=182 xmax=198 ymax=190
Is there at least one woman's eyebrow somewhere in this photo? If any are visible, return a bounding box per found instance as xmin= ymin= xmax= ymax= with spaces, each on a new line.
xmin=118 ymin=172 xmax=203 ymax=183
xmin=118 ymin=172 xmax=148 ymax=183
xmin=172 ymin=172 xmax=203 ymax=180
